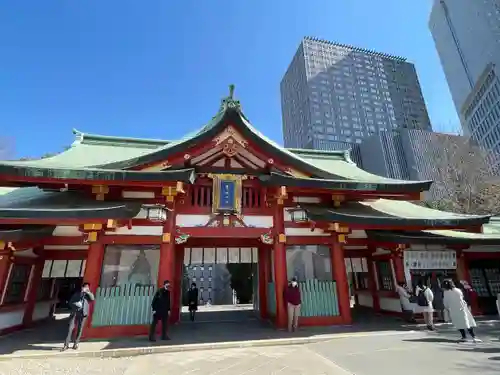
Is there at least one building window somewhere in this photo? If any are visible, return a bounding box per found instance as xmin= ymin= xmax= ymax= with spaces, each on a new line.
xmin=4 ymin=264 xmax=32 ymax=305
xmin=286 ymin=245 xmax=332 ymax=281
xmin=37 ymin=279 xmax=54 ymax=301
xmin=376 ymin=261 xmax=394 ymax=291
xmin=100 ymin=245 xmax=160 ymax=287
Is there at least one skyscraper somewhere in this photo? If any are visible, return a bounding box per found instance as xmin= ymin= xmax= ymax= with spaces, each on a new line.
xmin=429 ymin=0 xmax=500 ymax=151
xmin=280 ymin=37 xmax=431 ymax=153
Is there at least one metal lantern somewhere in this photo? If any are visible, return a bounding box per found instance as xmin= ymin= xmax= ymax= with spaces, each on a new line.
xmin=145 ymin=205 xmax=168 ymax=223
xmin=287 ymin=208 xmax=308 ymax=223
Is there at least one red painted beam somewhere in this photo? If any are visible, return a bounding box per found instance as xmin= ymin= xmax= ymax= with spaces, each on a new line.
xmin=180 ymin=226 xmax=269 ymax=238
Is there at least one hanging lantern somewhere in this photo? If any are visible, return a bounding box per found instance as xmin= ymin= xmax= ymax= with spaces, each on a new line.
xmin=287 ymin=208 xmax=308 ymax=223
xmin=145 ymin=205 xmax=168 ymax=223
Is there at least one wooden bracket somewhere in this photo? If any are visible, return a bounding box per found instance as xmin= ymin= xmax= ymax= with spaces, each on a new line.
xmin=337 ymin=234 xmax=347 ymax=244
xmin=331 ymin=194 xmax=345 ymax=207
xmin=92 ymin=185 xmax=110 ymax=201
xmin=106 ymin=219 xmax=117 ymax=229
xmin=85 ymin=231 xmax=98 ymax=243
xmin=276 ymin=186 xmax=288 ymax=205
xmin=328 ymin=222 xmax=349 ymax=233
xmin=162 ymin=184 xmax=184 ymax=203
xmin=162 ymin=233 xmax=171 ymax=243
xmin=83 ymin=223 xmax=103 ymax=231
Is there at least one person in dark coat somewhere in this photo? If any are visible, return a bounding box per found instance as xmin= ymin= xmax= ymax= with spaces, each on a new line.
xmin=149 ymin=280 xmax=171 ymax=342
xmin=187 ymin=282 xmax=199 ymax=322
xmin=284 ymin=277 xmax=301 ymax=332
xmin=62 ymin=282 xmax=94 ymax=351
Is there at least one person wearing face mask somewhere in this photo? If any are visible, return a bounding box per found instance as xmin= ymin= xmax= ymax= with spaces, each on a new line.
xmin=187 ymin=282 xmax=199 ymax=322
xmin=62 ymin=282 xmax=94 ymax=351
xmin=284 ymin=277 xmax=301 ymax=332
xmin=149 ymin=280 xmax=171 ymax=342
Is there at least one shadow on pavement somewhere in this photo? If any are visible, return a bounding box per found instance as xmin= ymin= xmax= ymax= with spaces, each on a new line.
xmin=0 ymin=308 xmax=421 ymax=356
xmin=403 ymin=337 xmax=459 ymax=344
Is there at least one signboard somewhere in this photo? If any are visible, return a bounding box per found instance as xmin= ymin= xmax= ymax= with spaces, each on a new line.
xmin=219 ymin=180 xmax=236 ymax=211
xmin=404 ymin=250 xmax=457 ymax=270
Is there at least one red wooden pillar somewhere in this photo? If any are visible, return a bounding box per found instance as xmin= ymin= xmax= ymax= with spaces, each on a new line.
xmin=0 ymin=251 xmax=12 ymax=303
xmin=258 ymin=246 xmax=269 ymax=320
xmin=83 ymin=241 xmax=105 ymax=330
xmin=457 ymin=253 xmax=480 ymax=315
xmin=367 ymin=255 xmax=380 ymax=312
xmin=158 ymin=201 xmax=177 ymax=321
xmin=23 ymin=256 xmax=44 ymax=326
xmin=170 ymin=246 xmax=184 ymax=324
xmin=391 ymin=252 xmax=405 ymax=284
xmin=331 ymin=237 xmax=352 ymax=324
xmin=273 ymin=203 xmax=288 ymax=329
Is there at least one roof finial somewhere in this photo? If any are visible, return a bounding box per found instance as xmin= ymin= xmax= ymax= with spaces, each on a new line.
xmin=229 ymin=84 xmax=235 ymax=99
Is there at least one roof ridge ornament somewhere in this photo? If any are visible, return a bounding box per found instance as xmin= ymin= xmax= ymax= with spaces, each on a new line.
xmin=220 ymin=84 xmax=241 ymax=112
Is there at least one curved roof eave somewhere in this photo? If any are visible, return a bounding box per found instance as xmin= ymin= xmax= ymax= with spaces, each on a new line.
xmin=366 ymin=230 xmax=500 ymax=245
xmin=0 ymin=225 xmax=55 ymax=242
xmin=260 ymin=172 xmax=432 ymax=193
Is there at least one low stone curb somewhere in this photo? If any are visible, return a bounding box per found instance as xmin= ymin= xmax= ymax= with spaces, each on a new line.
xmin=0 ymin=330 xmax=416 ymax=361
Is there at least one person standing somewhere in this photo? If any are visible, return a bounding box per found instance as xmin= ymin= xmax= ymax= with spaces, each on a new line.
xmin=443 ymin=279 xmax=482 ymax=343
xmin=416 ymin=279 xmax=435 ymax=331
xmin=396 ymin=282 xmax=416 ymax=323
xmin=62 ymin=282 xmax=94 ymax=351
xmin=284 ymin=277 xmax=301 ymax=332
xmin=431 ymin=275 xmax=445 ymax=322
xmin=187 ymin=282 xmax=199 ymax=322
xmin=149 ymin=280 xmax=171 ymax=342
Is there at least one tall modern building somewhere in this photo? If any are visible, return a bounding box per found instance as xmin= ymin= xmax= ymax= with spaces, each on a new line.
xmin=429 ymin=0 xmax=500 ymax=151
xmin=359 ymin=128 xmax=480 ymax=199
xmin=280 ymin=37 xmax=432 ymax=154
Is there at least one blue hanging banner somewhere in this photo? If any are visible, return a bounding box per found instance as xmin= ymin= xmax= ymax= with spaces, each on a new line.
xmin=219 ymin=180 xmax=236 ymax=211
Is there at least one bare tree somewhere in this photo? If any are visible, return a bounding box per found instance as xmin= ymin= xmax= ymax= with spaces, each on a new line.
xmin=421 ymin=131 xmax=500 ymax=215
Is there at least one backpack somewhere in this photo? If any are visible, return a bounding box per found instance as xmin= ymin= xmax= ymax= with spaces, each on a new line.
xmin=417 ymin=288 xmax=429 ymax=307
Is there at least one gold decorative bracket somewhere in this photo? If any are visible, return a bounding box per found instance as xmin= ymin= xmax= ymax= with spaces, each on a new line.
xmin=162 ymin=233 xmax=171 ymax=243
xmin=162 ymin=182 xmax=185 ymax=203
xmin=85 ymin=231 xmax=99 ymax=243
xmin=337 ymin=234 xmax=347 ymax=244
xmin=331 ymin=194 xmax=345 ymax=207
xmin=328 ymin=223 xmax=349 ymax=233
xmin=278 ymin=233 xmax=287 ymax=243
xmin=92 ymin=185 xmax=109 ymax=201
xmin=276 ymin=186 xmax=288 ymax=205
xmin=83 ymin=223 xmax=103 ymax=231
xmin=106 ymin=219 xmax=117 ymax=229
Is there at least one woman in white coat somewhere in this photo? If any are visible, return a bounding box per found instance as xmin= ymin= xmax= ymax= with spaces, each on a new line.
xmin=442 ymin=279 xmax=482 ymax=343
xmin=396 ymin=282 xmax=416 ymax=323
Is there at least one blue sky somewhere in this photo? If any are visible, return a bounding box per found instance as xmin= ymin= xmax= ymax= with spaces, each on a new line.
xmin=0 ymin=0 xmax=457 ymax=159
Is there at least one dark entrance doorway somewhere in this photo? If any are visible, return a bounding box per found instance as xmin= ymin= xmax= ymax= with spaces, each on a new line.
xmin=180 ymin=247 xmax=258 ymax=323
xmin=469 ymin=259 xmax=500 ymax=315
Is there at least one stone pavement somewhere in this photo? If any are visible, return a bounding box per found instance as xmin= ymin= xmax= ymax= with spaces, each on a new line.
xmin=1 ymin=325 xmax=499 ymax=375
xmin=0 ymin=312 xmax=419 ymax=358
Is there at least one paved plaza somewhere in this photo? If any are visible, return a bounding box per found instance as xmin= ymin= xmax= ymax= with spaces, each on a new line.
xmin=0 ymin=320 xmax=499 ymax=375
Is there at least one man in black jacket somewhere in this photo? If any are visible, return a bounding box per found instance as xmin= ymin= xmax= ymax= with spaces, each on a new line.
xmin=62 ymin=282 xmax=94 ymax=351
xmin=149 ymin=280 xmax=171 ymax=342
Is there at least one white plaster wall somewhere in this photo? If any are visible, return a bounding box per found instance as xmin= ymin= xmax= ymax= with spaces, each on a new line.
xmin=176 ymin=214 xmax=210 ymax=227
xmin=357 ymin=293 xmax=374 ymax=308
xmin=32 ymin=301 xmax=53 ymax=321
xmin=52 ymin=226 xmax=82 ymax=236
xmin=242 ymin=216 xmax=273 ymax=228
xmin=379 ymin=297 xmax=402 ymax=312
xmin=292 ymin=196 xmax=321 ymax=203
xmin=105 ymin=226 xmax=163 ymax=236
xmin=0 ymin=309 xmax=24 ymax=331
xmin=122 ymin=191 xmax=155 ymax=199
xmin=285 ymin=228 xmax=330 ymax=236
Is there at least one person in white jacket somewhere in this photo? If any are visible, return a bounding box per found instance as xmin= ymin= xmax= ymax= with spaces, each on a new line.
xmin=442 ymin=279 xmax=482 ymax=343
xmin=396 ymin=282 xmax=416 ymax=323
xmin=415 ymin=280 xmax=435 ymax=331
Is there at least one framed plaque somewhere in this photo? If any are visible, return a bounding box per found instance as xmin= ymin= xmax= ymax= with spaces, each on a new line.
xmin=209 ymin=174 xmax=247 ymax=216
